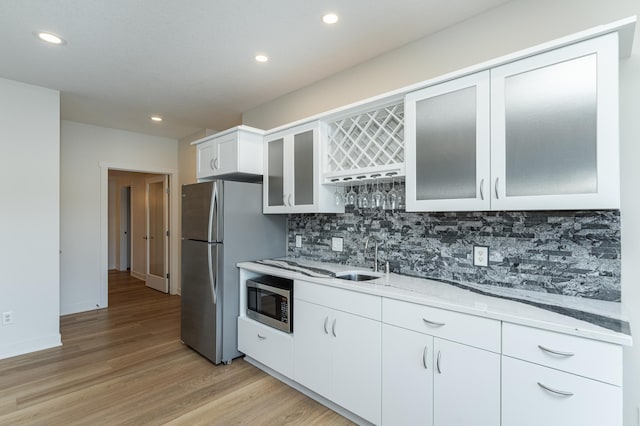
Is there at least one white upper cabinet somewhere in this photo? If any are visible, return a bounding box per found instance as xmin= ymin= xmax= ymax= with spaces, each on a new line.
xmin=491 ymin=32 xmax=619 ymax=210
xmin=405 ymin=71 xmax=491 ymax=212
xmin=195 ymin=126 xmax=264 ymax=181
xmin=263 ymin=121 xmax=343 ymax=214
xmin=406 ymin=32 xmax=620 ymax=212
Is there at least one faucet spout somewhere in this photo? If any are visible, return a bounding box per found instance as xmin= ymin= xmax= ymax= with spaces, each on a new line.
xmin=364 ymin=236 xmax=379 ymax=272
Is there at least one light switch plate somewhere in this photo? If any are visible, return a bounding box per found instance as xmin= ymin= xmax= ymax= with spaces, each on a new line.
xmin=331 ymin=237 xmax=344 ymax=252
xmin=295 ymin=235 xmax=302 ymax=248
xmin=473 ymin=245 xmax=489 ymax=267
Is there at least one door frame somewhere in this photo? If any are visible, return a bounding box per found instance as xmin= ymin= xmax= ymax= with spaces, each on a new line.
xmin=99 ymin=162 xmax=180 ymax=308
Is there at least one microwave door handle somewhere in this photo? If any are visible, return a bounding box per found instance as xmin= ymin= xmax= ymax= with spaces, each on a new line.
xmin=208 ymin=244 xmax=217 ymax=305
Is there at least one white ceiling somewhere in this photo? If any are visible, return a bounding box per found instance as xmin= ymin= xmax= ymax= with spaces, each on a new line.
xmin=0 ymin=0 xmax=512 ymax=140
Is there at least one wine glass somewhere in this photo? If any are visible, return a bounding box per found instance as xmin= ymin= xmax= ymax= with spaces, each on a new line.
xmin=357 ymin=177 xmax=369 ymax=209
xmin=371 ymin=174 xmax=384 ymax=209
xmin=345 ymin=178 xmax=357 ymax=206
xmin=386 ymin=173 xmax=398 ymax=211
xmin=331 ymin=179 xmax=343 ymax=206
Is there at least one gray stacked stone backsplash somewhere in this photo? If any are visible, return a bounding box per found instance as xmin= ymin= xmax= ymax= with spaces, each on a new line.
xmin=287 ymin=205 xmax=621 ymax=302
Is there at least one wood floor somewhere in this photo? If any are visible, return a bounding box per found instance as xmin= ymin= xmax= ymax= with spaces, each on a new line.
xmin=0 ymin=271 xmax=353 ymax=425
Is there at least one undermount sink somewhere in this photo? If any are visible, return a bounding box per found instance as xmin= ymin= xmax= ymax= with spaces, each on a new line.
xmin=335 ymin=271 xmax=384 ymax=282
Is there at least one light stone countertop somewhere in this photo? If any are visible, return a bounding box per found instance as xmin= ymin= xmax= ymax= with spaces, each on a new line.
xmin=238 ymin=258 xmax=632 ymax=346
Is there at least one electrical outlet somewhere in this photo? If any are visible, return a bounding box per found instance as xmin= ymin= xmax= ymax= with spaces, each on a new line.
xmin=2 ymin=311 xmax=14 ymax=325
xmin=331 ymin=237 xmax=344 ymax=252
xmin=473 ymin=246 xmax=489 ymax=267
xmin=295 ymin=235 xmax=302 ymax=248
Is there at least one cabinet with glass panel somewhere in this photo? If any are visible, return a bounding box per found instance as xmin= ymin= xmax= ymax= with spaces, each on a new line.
xmin=406 ymin=32 xmax=620 ymax=212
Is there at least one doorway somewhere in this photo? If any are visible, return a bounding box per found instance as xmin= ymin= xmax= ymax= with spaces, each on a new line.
xmin=107 ymin=170 xmax=171 ymax=296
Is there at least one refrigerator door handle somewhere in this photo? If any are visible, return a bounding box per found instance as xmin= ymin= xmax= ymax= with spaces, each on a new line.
xmin=209 ymin=182 xmax=218 ymax=242
xmin=208 ymin=243 xmax=217 ymax=305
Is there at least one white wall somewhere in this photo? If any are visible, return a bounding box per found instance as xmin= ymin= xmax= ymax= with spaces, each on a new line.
xmin=0 ymin=78 xmax=61 ymax=359
xmin=242 ymin=1 xmax=640 ymax=424
xmin=60 ymin=121 xmax=179 ymax=315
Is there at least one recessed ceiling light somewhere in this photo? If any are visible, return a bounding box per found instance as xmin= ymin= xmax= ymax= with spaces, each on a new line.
xmin=255 ymin=54 xmax=269 ymax=63
xmin=34 ymin=31 xmax=66 ymax=45
xmin=150 ymin=116 xmax=163 ymax=122
xmin=322 ymin=13 xmax=339 ymax=24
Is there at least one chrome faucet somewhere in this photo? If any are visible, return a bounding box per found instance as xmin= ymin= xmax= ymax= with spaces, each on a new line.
xmin=364 ymin=236 xmax=379 ymax=272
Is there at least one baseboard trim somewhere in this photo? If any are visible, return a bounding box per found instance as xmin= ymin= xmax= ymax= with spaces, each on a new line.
xmin=130 ymin=270 xmax=146 ymax=281
xmin=243 ymin=356 xmax=373 ymax=426
xmin=60 ymin=301 xmax=105 ymax=316
xmin=0 ymin=333 xmax=62 ymax=361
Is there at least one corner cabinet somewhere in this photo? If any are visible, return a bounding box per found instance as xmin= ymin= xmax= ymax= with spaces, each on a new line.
xmin=406 ymin=32 xmax=620 ymax=212
xmin=195 ymin=126 xmax=264 ymax=181
xmin=263 ymin=121 xmax=343 ymax=214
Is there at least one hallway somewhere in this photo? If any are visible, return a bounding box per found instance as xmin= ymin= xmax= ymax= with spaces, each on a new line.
xmin=0 ymin=271 xmax=351 ymax=425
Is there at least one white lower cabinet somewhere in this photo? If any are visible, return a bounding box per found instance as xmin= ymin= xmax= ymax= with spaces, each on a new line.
xmin=382 ymin=324 xmax=434 ymax=426
xmin=294 ymin=298 xmax=382 ymax=425
xmin=382 ymin=324 xmax=500 ymax=426
xmin=433 ymin=338 xmax=500 ymax=426
xmin=237 ymin=317 xmax=293 ymax=377
xmin=502 ymin=356 xmax=622 ymax=426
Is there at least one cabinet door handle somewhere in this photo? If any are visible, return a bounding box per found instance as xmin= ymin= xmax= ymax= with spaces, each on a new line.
xmin=331 ymin=319 xmax=337 ymax=337
xmin=479 ymin=178 xmax=485 ymax=200
xmin=538 ymin=345 xmax=575 ymax=357
xmin=257 ymin=333 xmax=266 ymax=340
xmin=210 ymin=159 xmax=216 ymax=170
xmin=288 ymin=194 xmax=293 ymax=207
xmin=423 ymin=346 xmax=429 ymax=369
xmin=436 ymin=350 xmax=442 ymax=374
xmin=537 ymin=382 xmax=574 ymax=397
xmin=323 ymin=316 xmax=329 ymax=334
xmin=283 ymin=195 xmax=287 ymax=206
xmin=214 ymin=158 xmax=219 ymax=169
xmin=423 ymin=318 xmax=446 ymax=327
xmin=494 ymin=177 xmax=500 ymax=199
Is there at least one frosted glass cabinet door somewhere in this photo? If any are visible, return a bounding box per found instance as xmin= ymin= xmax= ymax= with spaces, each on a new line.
xmin=265 ymin=138 xmax=285 ymax=208
xmin=405 ymin=71 xmax=491 ymax=212
xmin=293 ymin=130 xmax=314 ymax=206
xmin=490 ymin=32 xmax=620 ymax=210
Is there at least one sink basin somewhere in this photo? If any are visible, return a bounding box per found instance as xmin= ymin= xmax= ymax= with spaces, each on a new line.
xmin=335 ymin=271 xmax=383 ymax=282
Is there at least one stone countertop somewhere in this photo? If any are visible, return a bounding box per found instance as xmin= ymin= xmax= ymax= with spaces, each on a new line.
xmin=237 ymin=258 xmax=632 ymax=346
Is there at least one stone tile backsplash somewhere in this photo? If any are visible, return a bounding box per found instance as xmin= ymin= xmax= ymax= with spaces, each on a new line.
xmin=287 ymin=207 xmax=621 ymax=302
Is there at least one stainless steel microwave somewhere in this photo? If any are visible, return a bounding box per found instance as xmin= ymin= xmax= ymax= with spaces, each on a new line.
xmin=246 ymin=275 xmax=293 ymax=333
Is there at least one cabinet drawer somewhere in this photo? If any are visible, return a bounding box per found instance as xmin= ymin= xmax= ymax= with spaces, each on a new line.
xmin=383 ymin=298 xmax=500 ymax=352
xmin=295 ymin=280 xmax=381 ymax=321
xmin=238 ymin=317 xmax=294 ymax=378
xmin=502 ymin=356 xmax=621 ymax=426
xmin=502 ymin=322 xmax=622 ymax=385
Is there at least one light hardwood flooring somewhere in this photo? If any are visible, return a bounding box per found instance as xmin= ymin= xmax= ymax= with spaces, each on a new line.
xmin=0 ymin=270 xmax=353 ymax=425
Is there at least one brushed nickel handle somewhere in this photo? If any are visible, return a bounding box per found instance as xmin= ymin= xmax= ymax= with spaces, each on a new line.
xmin=257 ymin=333 xmax=266 ymax=340
xmin=436 ymin=350 xmax=442 ymax=374
xmin=423 ymin=346 xmax=429 ymax=369
xmin=282 ymin=195 xmax=287 ymax=206
xmin=331 ymin=319 xmax=337 ymax=337
xmin=480 ymin=178 xmax=485 ymax=200
xmin=423 ymin=318 xmax=446 ymax=327
xmin=538 ymin=345 xmax=575 ymax=357
xmin=288 ymin=194 xmax=293 ymax=207
xmin=323 ymin=317 xmax=329 ymax=334
xmin=214 ymin=158 xmax=219 ymax=169
xmin=494 ymin=177 xmax=500 ymax=199
xmin=210 ymin=159 xmax=216 ymax=170
xmin=537 ymin=382 xmax=574 ymax=397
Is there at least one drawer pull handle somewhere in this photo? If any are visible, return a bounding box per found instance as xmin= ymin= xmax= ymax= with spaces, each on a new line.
xmin=436 ymin=350 xmax=442 ymax=374
xmin=332 ymin=319 xmax=337 ymax=337
xmin=323 ymin=317 xmax=329 ymax=334
xmin=423 ymin=318 xmax=446 ymax=327
xmin=257 ymin=333 xmax=266 ymax=340
xmin=537 ymin=382 xmax=574 ymax=397
xmin=423 ymin=346 xmax=429 ymax=369
xmin=538 ymin=345 xmax=575 ymax=357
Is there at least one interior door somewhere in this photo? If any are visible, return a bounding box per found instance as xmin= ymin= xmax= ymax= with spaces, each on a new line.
xmin=145 ymin=175 xmax=169 ymax=293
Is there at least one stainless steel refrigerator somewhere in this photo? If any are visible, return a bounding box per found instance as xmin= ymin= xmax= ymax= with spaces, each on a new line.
xmin=181 ymin=180 xmax=285 ymax=364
